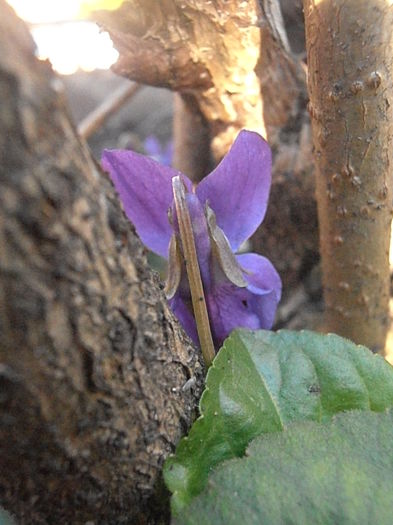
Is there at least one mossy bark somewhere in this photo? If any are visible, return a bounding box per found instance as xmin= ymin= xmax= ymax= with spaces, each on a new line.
xmin=304 ymin=0 xmax=393 ymax=352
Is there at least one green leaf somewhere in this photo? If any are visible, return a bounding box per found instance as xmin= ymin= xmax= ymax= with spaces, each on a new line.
xmin=164 ymin=329 xmax=393 ymax=514
xmin=174 ymin=410 xmax=393 ymax=525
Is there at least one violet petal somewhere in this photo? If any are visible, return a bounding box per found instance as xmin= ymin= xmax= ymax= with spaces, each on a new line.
xmin=237 ymin=252 xmax=282 ymax=329
xmin=143 ymin=136 xmax=162 ymax=159
xmin=205 ymin=252 xmax=281 ymax=347
xmin=206 ymin=283 xmax=261 ymax=349
xmin=247 ymin=289 xmax=280 ymax=331
xmin=237 ymin=253 xmax=282 ymax=302
xmin=102 ymin=149 xmax=191 ymax=258
xmin=196 ymin=130 xmax=272 ymax=251
xmin=144 ymin=136 xmax=173 ymax=167
xmin=168 ymin=294 xmax=199 ymax=345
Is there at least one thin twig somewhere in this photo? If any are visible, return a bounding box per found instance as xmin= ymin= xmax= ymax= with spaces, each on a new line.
xmin=78 ymin=82 xmax=142 ymax=140
xmin=172 ymin=176 xmax=215 ymax=367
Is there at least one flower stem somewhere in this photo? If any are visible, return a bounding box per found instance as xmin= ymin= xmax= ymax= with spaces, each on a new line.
xmin=172 ymin=176 xmax=215 ymax=367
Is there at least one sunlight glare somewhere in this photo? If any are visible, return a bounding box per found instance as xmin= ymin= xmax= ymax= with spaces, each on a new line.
xmin=32 ymin=22 xmax=118 ymax=75
xmin=6 ymin=0 xmax=119 ymax=74
xmin=7 ymin=0 xmax=81 ymax=24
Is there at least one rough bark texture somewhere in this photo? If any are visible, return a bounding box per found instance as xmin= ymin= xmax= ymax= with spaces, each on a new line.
xmin=96 ymin=0 xmax=319 ymax=292
xmin=304 ymin=0 xmax=393 ymax=352
xmin=0 ymin=3 xmax=204 ymax=523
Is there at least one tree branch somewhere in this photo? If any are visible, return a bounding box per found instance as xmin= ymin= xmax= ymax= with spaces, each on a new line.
xmin=96 ymin=0 xmax=265 ymax=161
xmin=304 ymin=0 xmax=393 ymax=352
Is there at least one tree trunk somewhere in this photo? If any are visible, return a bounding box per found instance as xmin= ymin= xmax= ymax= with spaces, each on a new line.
xmin=304 ymin=0 xmax=393 ymax=352
xmin=0 ymin=2 xmax=204 ymax=523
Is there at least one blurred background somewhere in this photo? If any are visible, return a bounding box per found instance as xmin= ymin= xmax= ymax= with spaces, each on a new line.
xmin=6 ymin=0 xmax=174 ymax=161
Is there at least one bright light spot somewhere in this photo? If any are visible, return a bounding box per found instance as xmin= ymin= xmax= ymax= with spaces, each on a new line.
xmin=32 ymin=22 xmax=118 ymax=75
xmin=8 ymin=0 xmax=81 ymax=24
xmin=79 ymin=0 xmax=125 ymax=17
xmin=6 ymin=0 xmax=119 ymax=74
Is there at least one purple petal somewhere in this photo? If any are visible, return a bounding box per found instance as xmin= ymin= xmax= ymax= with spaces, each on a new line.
xmin=102 ymin=150 xmax=191 ymax=258
xmin=144 ymin=136 xmax=173 ymax=166
xmin=247 ymin=290 xmax=280 ymax=331
xmin=144 ymin=136 xmax=162 ymax=158
xmin=237 ymin=253 xmax=282 ymax=302
xmin=196 ymin=130 xmax=272 ymax=251
xmin=206 ymin=283 xmax=261 ymax=348
xmin=169 ymin=294 xmax=199 ymax=345
xmin=237 ymin=252 xmax=282 ymax=329
xmin=205 ymin=253 xmax=281 ymax=347
xmin=163 ymin=141 xmax=174 ymax=166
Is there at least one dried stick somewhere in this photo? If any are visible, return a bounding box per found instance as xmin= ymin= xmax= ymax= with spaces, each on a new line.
xmin=172 ymin=176 xmax=215 ymax=367
xmin=78 ymin=81 xmax=141 ymax=139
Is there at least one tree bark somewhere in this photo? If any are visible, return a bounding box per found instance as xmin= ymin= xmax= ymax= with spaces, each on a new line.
xmin=0 ymin=2 xmax=204 ymax=523
xmin=304 ymin=0 xmax=393 ymax=352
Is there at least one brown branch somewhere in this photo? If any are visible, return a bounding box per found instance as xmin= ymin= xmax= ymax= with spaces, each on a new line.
xmin=77 ymin=81 xmax=142 ymax=139
xmin=96 ymin=0 xmax=265 ymax=161
xmin=304 ymin=0 xmax=393 ymax=352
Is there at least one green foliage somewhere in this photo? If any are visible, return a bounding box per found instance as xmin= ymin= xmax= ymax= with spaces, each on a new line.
xmin=164 ymin=329 xmax=393 ymax=514
xmin=174 ymin=410 xmax=393 ymax=525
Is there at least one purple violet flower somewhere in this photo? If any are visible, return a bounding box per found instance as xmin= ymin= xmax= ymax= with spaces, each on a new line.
xmin=102 ymin=130 xmax=282 ymax=349
xmin=144 ymin=135 xmax=173 ymax=166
